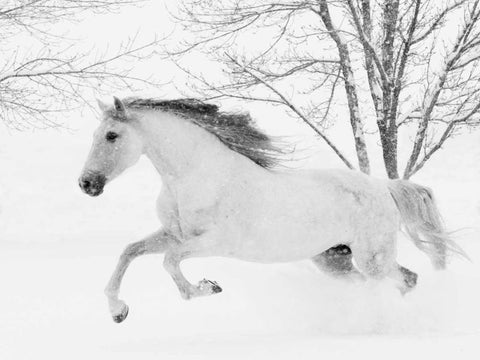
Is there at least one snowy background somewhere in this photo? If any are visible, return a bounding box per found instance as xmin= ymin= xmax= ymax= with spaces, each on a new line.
xmin=1 ymin=2 xmax=480 ymax=359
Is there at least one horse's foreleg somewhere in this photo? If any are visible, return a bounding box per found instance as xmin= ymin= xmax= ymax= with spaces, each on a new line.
xmin=105 ymin=229 xmax=173 ymax=323
xmin=163 ymin=238 xmax=222 ymax=300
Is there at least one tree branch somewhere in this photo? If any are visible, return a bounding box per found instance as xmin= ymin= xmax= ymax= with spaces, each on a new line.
xmin=345 ymin=0 xmax=390 ymax=88
xmin=226 ymin=54 xmax=356 ymax=170
xmin=312 ymin=0 xmax=371 ymax=173
xmin=404 ymin=0 xmax=480 ymax=178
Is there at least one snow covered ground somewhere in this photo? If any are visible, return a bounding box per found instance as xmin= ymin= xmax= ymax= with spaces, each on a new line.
xmin=1 ymin=111 xmax=480 ymax=359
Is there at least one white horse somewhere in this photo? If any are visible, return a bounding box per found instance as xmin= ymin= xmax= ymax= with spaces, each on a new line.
xmin=79 ymin=97 xmax=465 ymax=323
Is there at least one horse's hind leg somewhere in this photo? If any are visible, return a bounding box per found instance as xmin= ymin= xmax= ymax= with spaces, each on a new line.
xmin=352 ymin=232 xmax=417 ymax=294
xmin=104 ymin=229 xmax=173 ymax=323
xmin=312 ymin=245 xmax=361 ymax=277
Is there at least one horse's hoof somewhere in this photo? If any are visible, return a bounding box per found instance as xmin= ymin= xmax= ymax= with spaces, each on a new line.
xmin=211 ymin=281 xmax=222 ymax=294
xmin=199 ymin=279 xmax=223 ymax=294
xmin=399 ymin=266 xmax=418 ymax=289
xmin=112 ymin=305 xmax=129 ymax=323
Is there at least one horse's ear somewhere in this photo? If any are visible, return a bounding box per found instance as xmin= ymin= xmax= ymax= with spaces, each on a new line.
xmin=96 ymin=98 xmax=110 ymax=113
xmin=113 ymin=96 xmax=126 ymax=114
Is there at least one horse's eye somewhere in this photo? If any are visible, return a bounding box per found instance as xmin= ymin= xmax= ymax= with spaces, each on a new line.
xmin=106 ymin=131 xmax=119 ymax=142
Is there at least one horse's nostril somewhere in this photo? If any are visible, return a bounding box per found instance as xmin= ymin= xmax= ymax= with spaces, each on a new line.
xmin=81 ymin=179 xmax=91 ymax=190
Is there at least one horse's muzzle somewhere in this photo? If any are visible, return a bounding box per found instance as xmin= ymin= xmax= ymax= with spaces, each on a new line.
xmin=79 ymin=173 xmax=106 ymax=197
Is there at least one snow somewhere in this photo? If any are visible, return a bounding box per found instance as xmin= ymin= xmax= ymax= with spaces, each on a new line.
xmin=1 ymin=111 xmax=480 ymax=359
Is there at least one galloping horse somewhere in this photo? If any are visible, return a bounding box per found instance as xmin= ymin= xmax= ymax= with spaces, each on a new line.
xmin=79 ymin=97 xmax=464 ymax=323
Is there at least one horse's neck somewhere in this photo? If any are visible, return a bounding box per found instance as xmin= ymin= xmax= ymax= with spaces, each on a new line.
xmin=137 ymin=111 xmax=238 ymax=186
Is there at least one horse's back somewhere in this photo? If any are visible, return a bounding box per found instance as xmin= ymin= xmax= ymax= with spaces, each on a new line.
xmin=271 ymin=168 xmax=394 ymax=211
xmin=294 ymin=168 xmax=393 ymax=206
xmin=305 ymin=168 xmax=399 ymax=231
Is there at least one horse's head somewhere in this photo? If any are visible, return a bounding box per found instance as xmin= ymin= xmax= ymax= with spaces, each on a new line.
xmin=79 ymin=97 xmax=144 ymax=196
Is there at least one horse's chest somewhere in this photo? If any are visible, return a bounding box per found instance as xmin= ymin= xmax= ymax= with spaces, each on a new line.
xmin=158 ymin=186 xmax=221 ymax=238
xmin=178 ymin=202 xmax=219 ymax=234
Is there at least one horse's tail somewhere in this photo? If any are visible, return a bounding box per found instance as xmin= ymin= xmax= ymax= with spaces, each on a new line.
xmin=387 ymin=179 xmax=468 ymax=269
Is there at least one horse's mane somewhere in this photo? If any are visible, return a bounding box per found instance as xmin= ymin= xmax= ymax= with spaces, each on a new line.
xmin=124 ymin=97 xmax=286 ymax=169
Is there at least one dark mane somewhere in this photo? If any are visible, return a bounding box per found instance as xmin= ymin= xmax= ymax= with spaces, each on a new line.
xmin=124 ymin=98 xmax=285 ymax=168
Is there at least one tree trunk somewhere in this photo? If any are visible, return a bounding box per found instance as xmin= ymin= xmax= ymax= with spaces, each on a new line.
xmin=380 ymin=128 xmax=399 ymax=179
xmin=317 ymin=0 xmax=371 ymax=174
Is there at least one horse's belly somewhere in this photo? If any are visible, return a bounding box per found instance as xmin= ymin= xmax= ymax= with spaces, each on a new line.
xmin=219 ymin=197 xmax=393 ymax=263
xmin=221 ymin=219 xmax=350 ymax=263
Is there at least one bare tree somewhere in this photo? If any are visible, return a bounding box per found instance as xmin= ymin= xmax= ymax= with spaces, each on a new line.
xmin=0 ymin=0 xmax=159 ymax=129
xmin=167 ymin=0 xmax=480 ymax=179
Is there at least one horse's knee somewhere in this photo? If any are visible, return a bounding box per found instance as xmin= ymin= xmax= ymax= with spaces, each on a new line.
xmin=121 ymin=236 xmax=168 ymax=261
xmin=352 ymin=234 xmax=397 ymax=279
xmin=163 ymin=255 xmax=175 ymax=272
xmin=163 ymin=252 xmax=181 ymax=274
xmin=354 ymin=250 xmax=392 ymax=279
xmin=121 ymin=241 xmax=146 ymax=261
xmin=365 ymin=252 xmax=387 ymax=277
